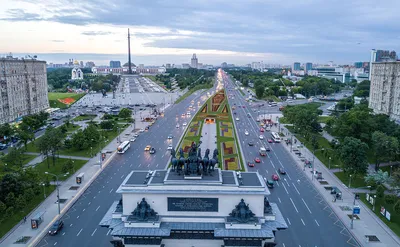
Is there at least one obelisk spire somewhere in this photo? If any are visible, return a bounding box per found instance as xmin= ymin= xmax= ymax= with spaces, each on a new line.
xmin=128 ymin=28 xmax=132 ymax=74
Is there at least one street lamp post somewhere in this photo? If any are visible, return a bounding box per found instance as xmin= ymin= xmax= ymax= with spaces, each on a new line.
xmin=349 ymin=174 xmax=352 ymax=188
xmin=372 ymin=195 xmax=377 ymax=211
xmin=329 ymin=157 xmax=332 ymax=170
xmin=390 ymin=165 xmax=393 ymax=176
xmin=350 ymin=186 xmax=370 ymax=229
xmin=42 ymin=183 xmax=46 ymax=199
xmin=44 ymin=172 xmax=68 ymax=215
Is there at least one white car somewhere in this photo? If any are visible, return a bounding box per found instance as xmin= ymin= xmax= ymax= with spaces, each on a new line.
xmin=139 ymin=128 xmax=145 ymax=132
xmin=130 ymin=138 xmax=136 ymax=142
xmin=259 ymin=135 xmax=264 ymax=140
xmin=167 ymin=145 xmax=173 ymax=150
xmin=183 ymin=122 xmax=187 ymax=126
xmin=244 ymin=131 xmax=249 ymax=136
xmin=176 ymin=124 xmax=180 ymax=128
xmin=236 ymin=118 xmax=240 ymax=121
xmin=133 ymin=133 xmax=139 ymax=137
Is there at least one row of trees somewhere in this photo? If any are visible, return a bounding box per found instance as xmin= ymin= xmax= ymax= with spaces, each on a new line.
xmin=155 ymin=68 xmax=215 ymax=89
xmin=282 ymin=104 xmax=323 ymax=139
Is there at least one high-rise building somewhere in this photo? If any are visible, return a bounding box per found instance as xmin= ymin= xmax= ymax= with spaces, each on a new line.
xmin=0 ymin=55 xmax=49 ymax=124
xmin=293 ymin=62 xmax=301 ymax=71
xmin=79 ymin=61 xmax=84 ymax=68
xmin=166 ymin=63 xmax=171 ymax=69
xmin=369 ymin=61 xmax=400 ymax=122
xmin=110 ymin=61 xmax=121 ymax=68
xmin=85 ymin=61 xmax=95 ymax=68
xmin=191 ymin=54 xmax=198 ymax=69
xmin=305 ymin=63 xmax=313 ymax=72
xmin=354 ymin=62 xmax=363 ymax=68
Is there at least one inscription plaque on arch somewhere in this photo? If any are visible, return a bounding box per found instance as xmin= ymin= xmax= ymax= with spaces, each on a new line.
xmin=168 ymin=197 xmax=218 ymax=212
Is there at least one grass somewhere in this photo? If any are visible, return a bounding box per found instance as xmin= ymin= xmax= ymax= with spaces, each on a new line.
xmin=48 ymin=93 xmax=85 ymax=109
xmin=35 ymin=157 xmax=87 ymax=181
xmin=0 ymin=154 xmax=37 ymax=166
xmin=262 ymin=95 xmax=282 ymax=102
xmin=359 ymin=193 xmax=400 ymax=238
xmin=334 ymin=171 xmax=367 ymax=188
xmin=238 ymin=89 xmax=245 ymax=96
xmin=73 ymin=114 xmax=97 ymax=121
xmin=318 ymin=116 xmax=333 ymax=123
xmin=0 ymin=185 xmax=56 ymax=239
xmin=176 ymin=83 xmax=213 ymax=104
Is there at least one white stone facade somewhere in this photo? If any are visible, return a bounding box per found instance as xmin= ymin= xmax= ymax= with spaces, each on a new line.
xmin=0 ymin=57 xmax=49 ymax=124
xmin=369 ymin=62 xmax=400 ymax=122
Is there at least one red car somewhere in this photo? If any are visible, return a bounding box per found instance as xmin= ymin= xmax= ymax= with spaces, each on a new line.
xmin=272 ymin=174 xmax=279 ymax=181
xmin=260 ymin=128 xmax=265 ymax=132
xmin=254 ymin=157 xmax=261 ymax=163
xmin=247 ymin=162 xmax=255 ymax=167
xmin=267 ymin=139 xmax=273 ymax=143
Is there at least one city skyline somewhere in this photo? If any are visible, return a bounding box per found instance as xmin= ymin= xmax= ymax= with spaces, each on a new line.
xmin=1 ymin=0 xmax=400 ymax=65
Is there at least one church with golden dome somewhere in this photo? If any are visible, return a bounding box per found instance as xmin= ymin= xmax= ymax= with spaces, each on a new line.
xmin=71 ymin=59 xmax=84 ymax=80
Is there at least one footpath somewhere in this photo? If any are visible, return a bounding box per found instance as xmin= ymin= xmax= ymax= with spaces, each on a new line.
xmin=277 ymin=125 xmax=400 ymax=247
xmin=0 ymin=113 xmax=153 ymax=247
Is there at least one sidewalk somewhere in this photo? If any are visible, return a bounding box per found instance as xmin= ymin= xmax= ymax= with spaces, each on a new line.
xmin=278 ymin=125 xmax=400 ymax=247
xmin=24 ymin=153 xmax=91 ymax=167
xmin=0 ymin=113 xmax=152 ymax=247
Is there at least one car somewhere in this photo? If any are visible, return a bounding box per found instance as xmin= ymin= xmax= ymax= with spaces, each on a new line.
xmin=266 ymin=180 xmax=274 ymax=188
xmin=145 ymin=126 xmax=149 ymax=130
xmin=183 ymin=122 xmax=187 ymax=126
xmin=167 ymin=145 xmax=173 ymax=150
xmin=48 ymin=220 xmax=64 ymax=235
xmin=130 ymin=138 xmax=136 ymax=142
xmin=247 ymin=162 xmax=255 ymax=167
xmin=272 ymin=174 xmax=279 ymax=181
xmin=259 ymin=135 xmax=264 ymax=140
xmin=149 ymin=147 xmax=156 ymax=154
xmin=242 ymin=106 xmax=246 ymax=108
xmin=181 ymin=113 xmax=185 ymax=117
xmin=267 ymin=139 xmax=273 ymax=143
xmin=279 ymin=168 xmax=286 ymax=174
xmin=139 ymin=128 xmax=145 ymax=132
xmin=265 ymin=146 xmax=271 ymax=152
xmin=247 ymin=113 xmax=251 ymax=118
xmin=167 ymin=135 xmax=173 ymax=139
xmin=133 ymin=133 xmax=139 ymax=137
xmin=144 ymin=145 xmax=151 ymax=151
xmin=236 ymin=118 xmax=239 ymax=121
xmin=176 ymin=124 xmax=180 ymax=128
xmin=254 ymin=157 xmax=261 ymax=163
xmin=260 ymin=128 xmax=265 ymax=132
xmin=244 ymin=130 xmax=249 ymax=136
xmin=248 ymin=141 xmax=254 ymax=146
xmin=233 ymin=112 xmax=237 ymax=115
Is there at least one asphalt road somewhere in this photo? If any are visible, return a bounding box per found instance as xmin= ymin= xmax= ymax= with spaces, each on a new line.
xmin=223 ymin=72 xmax=359 ymax=247
xmin=36 ymin=88 xmax=212 ymax=247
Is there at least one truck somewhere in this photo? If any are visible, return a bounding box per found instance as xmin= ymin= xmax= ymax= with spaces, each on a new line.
xmin=259 ymin=147 xmax=267 ymax=156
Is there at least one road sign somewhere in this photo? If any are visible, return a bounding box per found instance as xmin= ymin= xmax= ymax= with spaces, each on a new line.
xmin=353 ymin=206 xmax=360 ymax=215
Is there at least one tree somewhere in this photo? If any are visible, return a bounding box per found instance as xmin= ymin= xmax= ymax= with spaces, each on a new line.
xmin=394 ymin=200 xmax=400 ymax=214
xmin=376 ymin=185 xmax=385 ymax=198
xmin=49 ymin=128 xmax=64 ymax=166
xmin=0 ymin=174 xmax=23 ymax=202
xmin=17 ymin=123 xmax=34 ymax=150
xmin=364 ymin=169 xmax=392 ymax=186
xmin=24 ymin=188 xmax=35 ymax=202
xmin=255 ymin=85 xmax=265 ymax=98
xmin=384 ymin=194 xmax=397 ymax=205
xmin=371 ymin=131 xmax=399 ymax=171
xmin=338 ymin=137 xmax=369 ymax=176
xmin=100 ymin=120 xmax=115 ymax=130
xmin=391 ymin=169 xmax=400 ymax=192
xmin=0 ymin=200 xmax=6 ymax=216
xmin=15 ymin=195 xmax=26 ymax=210
xmin=5 ymin=192 xmax=15 ymax=207
xmin=119 ymin=108 xmax=132 ymax=119
xmin=2 ymin=148 xmax=23 ymax=167
xmin=5 ymin=206 xmax=14 ymax=217
xmin=61 ymin=159 xmax=74 ymax=174
xmin=36 ymin=133 xmax=52 ymax=168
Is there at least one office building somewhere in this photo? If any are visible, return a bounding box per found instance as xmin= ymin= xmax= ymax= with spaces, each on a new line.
xmin=85 ymin=61 xmax=96 ymax=68
xmin=293 ymin=62 xmax=301 ymax=71
xmin=370 ymin=49 xmax=398 ymax=79
xmin=0 ymin=55 xmax=49 ymax=124
xmin=191 ymin=54 xmax=198 ymax=69
xmin=305 ymin=63 xmax=313 ymax=73
xmin=165 ymin=63 xmax=171 ymax=69
xmin=110 ymin=61 xmax=121 ymax=68
xmin=369 ymin=61 xmax=400 ymax=122
xmin=354 ymin=62 xmax=363 ymax=68
xmin=100 ymin=168 xmax=287 ymax=247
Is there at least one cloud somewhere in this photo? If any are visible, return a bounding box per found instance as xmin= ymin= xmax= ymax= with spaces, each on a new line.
xmin=81 ymin=31 xmax=113 ymax=36
xmin=1 ymin=8 xmax=42 ymax=21
xmin=51 ymin=40 xmax=64 ymax=42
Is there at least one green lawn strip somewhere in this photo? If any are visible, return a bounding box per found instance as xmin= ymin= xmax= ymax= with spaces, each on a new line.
xmin=358 ymin=193 xmax=400 ymax=238
xmin=66 ymin=124 xmax=80 ymax=132
xmin=334 ymin=171 xmax=367 ymax=188
xmin=175 ymin=83 xmax=212 ymax=104
xmin=73 ymin=114 xmax=97 ymax=121
xmin=35 ymin=157 xmax=87 ymax=181
xmin=0 ymin=154 xmax=37 ymax=167
xmin=0 ymin=185 xmax=56 ymax=239
xmin=318 ymin=116 xmax=333 ymax=123
xmin=262 ymin=95 xmax=282 ymax=102
xmin=238 ymin=89 xmax=245 ymax=96
xmin=48 ymin=93 xmax=85 ymax=109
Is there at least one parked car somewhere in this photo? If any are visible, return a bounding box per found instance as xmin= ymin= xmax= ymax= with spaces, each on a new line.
xmin=48 ymin=220 xmax=64 ymax=235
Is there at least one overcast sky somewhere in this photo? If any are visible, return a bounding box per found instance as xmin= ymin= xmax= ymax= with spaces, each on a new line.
xmin=1 ymin=0 xmax=399 ymax=66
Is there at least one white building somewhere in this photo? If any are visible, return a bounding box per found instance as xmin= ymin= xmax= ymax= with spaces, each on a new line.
xmin=0 ymin=55 xmax=49 ymax=124
xmin=369 ymin=61 xmax=400 ymax=122
xmin=100 ymin=169 xmax=287 ymax=247
xmin=71 ymin=60 xmax=84 ymax=80
xmin=191 ymin=54 xmax=198 ymax=69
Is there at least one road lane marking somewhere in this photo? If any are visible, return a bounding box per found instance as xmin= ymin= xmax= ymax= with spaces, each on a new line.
xmin=77 ymin=228 xmax=83 ymax=236
xmin=88 ymin=202 xmax=91 ymax=205
xmin=270 ymin=161 xmax=275 ymax=168
xmin=289 ymin=198 xmax=299 ymax=213
xmin=281 ymin=182 xmax=289 ymax=194
xmin=265 ymin=169 xmax=268 ymax=174
xmin=278 ymin=197 xmax=281 ymax=203
xmin=315 ymin=219 xmax=320 ymax=226
xmin=147 ymin=163 xmax=150 ymax=167
xmin=77 ymin=216 xmax=79 ymax=219
xmin=276 ymin=181 xmax=280 ymax=187
xmin=70 ymin=224 xmax=73 ymax=227
xmin=62 ymin=232 xmax=65 ymax=235
xmin=137 ymin=155 xmax=140 ymax=158
xmin=284 ymin=178 xmax=290 ymax=187
xmin=156 ymin=164 xmax=159 ymax=167
xmin=287 ymin=173 xmax=292 ymax=180
xmin=91 ymin=228 xmax=97 ymax=236
xmin=286 ymin=217 xmax=291 ymax=225
xmin=162 ymin=154 xmax=164 ymax=158
xmin=130 ymin=164 xmax=132 ymax=167
xmin=138 ymin=164 xmax=142 ymax=167
xmin=292 ymin=183 xmax=300 ymax=195
xmin=95 ymin=206 xmax=100 ymax=211
xmin=302 ymin=198 xmax=312 ymax=214
xmin=301 ymin=218 xmax=306 ymax=226
xmin=83 ymin=208 xmax=85 ymax=212
xmin=278 ymin=160 xmax=284 ymax=167
xmin=54 ymin=242 xmax=57 ymax=246
xmin=121 ymin=174 xmax=124 ymax=179
xmin=109 ymin=189 xmax=113 ymax=193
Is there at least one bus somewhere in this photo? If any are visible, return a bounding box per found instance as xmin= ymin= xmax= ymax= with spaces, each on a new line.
xmin=117 ymin=141 xmax=131 ymax=154
xmin=271 ymin=132 xmax=281 ymax=143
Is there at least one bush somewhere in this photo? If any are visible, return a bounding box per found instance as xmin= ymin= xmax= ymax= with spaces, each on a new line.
xmin=376 ymin=185 xmax=385 ymax=198
xmin=394 ymin=200 xmax=400 ymax=214
xmin=384 ymin=194 xmax=397 ymax=205
xmin=24 ymin=188 xmax=35 ymax=202
xmin=6 ymin=206 xmax=14 ymax=217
